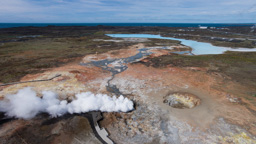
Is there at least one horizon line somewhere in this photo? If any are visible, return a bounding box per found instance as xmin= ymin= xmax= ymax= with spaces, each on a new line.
xmin=0 ymin=22 xmax=256 ymax=24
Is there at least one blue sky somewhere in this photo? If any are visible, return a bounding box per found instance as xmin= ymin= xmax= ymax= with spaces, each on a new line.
xmin=0 ymin=0 xmax=255 ymax=23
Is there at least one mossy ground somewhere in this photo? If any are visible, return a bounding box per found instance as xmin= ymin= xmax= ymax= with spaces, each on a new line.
xmin=0 ymin=26 xmax=255 ymax=83
xmin=0 ymin=31 xmax=134 ymax=83
xmin=141 ymin=52 xmax=256 ymax=86
xmin=139 ymin=52 xmax=256 ymax=106
xmin=0 ymin=27 xmax=179 ymax=83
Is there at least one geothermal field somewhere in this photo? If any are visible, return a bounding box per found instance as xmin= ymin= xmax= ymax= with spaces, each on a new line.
xmin=0 ymin=26 xmax=256 ymax=144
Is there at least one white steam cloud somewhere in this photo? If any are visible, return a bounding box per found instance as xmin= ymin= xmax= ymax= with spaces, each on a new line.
xmin=0 ymin=87 xmax=134 ymax=119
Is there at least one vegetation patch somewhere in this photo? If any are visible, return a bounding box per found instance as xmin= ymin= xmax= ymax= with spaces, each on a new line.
xmin=140 ymin=52 xmax=256 ymax=88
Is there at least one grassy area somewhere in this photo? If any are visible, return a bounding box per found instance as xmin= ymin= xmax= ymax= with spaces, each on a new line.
xmin=0 ymin=25 xmax=255 ymax=83
xmin=139 ymin=52 xmax=256 ymax=107
xmin=0 ymin=32 xmax=135 ymax=83
xmin=0 ymin=26 xmax=179 ymax=83
xmin=144 ymin=38 xmax=180 ymax=47
xmin=140 ymin=52 xmax=256 ymax=88
xmin=206 ymin=40 xmax=256 ymax=48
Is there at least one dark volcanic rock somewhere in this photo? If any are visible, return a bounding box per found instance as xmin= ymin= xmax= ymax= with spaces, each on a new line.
xmin=0 ymin=115 xmax=101 ymax=144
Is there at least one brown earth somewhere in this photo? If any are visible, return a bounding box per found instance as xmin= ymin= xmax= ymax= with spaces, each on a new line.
xmin=0 ymin=38 xmax=256 ymax=143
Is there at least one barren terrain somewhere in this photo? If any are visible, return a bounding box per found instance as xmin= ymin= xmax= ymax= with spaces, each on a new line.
xmin=0 ymin=26 xmax=256 ymax=144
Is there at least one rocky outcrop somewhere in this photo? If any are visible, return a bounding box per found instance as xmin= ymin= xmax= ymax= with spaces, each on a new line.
xmin=0 ymin=114 xmax=102 ymax=144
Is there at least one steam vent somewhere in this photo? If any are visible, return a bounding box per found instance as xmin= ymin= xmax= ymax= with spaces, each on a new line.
xmin=163 ymin=92 xmax=201 ymax=109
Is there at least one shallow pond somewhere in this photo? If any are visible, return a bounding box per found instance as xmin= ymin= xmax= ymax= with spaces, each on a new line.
xmin=106 ymin=34 xmax=256 ymax=55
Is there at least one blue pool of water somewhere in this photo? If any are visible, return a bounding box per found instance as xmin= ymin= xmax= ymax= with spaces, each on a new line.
xmin=106 ymin=34 xmax=256 ymax=55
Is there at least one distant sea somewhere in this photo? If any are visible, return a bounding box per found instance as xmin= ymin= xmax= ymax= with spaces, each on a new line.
xmin=0 ymin=23 xmax=255 ymax=29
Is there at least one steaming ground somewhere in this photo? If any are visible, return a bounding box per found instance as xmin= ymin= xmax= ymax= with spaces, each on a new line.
xmin=0 ymin=87 xmax=134 ymax=119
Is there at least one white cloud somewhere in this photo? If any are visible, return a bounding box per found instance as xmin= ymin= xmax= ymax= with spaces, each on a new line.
xmin=0 ymin=0 xmax=39 ymax=13
xmin=0 ymin=0 xmax=255 ymax=23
